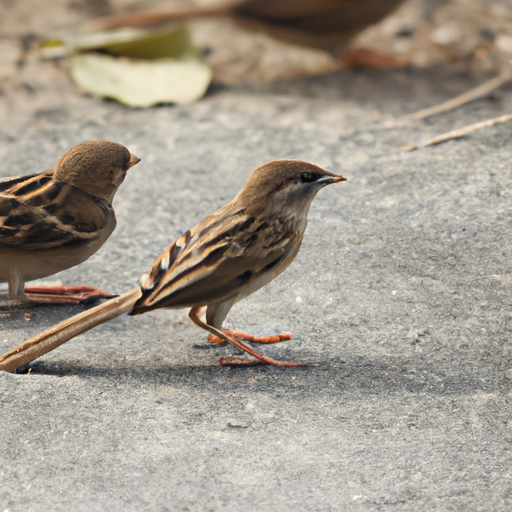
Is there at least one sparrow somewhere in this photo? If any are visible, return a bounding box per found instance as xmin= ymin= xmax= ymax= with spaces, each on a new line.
xmin=0 ymin=141 xmax=140 ymax=305
xmin=0 ymin=160 xmax=346 ymax=372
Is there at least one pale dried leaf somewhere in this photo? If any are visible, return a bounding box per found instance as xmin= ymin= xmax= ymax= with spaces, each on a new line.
xmin=69 ymin=53 xmax=212 ymax=107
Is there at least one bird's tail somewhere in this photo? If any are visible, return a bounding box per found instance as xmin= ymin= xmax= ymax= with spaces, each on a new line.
xmin=0 ymin=287 xmax=142 ymax=373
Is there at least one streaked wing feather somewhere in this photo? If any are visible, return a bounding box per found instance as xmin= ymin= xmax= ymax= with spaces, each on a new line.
xmin=0 ymin=172 xmax=111 ymax=250
xmin=134 ymin=205 xmax=302 ymax=312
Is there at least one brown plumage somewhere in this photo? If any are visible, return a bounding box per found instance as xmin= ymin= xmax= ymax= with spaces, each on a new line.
xmin=233 ymin=0 xmax=406 ymax=55
xmin=94 ymin=0 xmax=405 ymax=57
xmin=131 ymin=161 xmax=338 ymax=320
xmin=0 ymin=141 xmax=140 ymax=302
xmin=0 ymin=160 xmax=345 ymax=372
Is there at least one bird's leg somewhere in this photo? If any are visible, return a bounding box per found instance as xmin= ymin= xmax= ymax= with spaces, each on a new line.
xmin=188 ymin=307 xmax=305 ymax=367
xmin=0 ymin=273 xmax=29 ymax=308
xmin=207 ymin=330 xmax=292 ymax=345
xmin=24 ymin=285 xmax=113 ymax=304
xmin=7 ymin=271 xmax=25 ymax=300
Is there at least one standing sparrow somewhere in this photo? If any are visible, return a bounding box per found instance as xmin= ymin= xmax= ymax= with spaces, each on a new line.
xmin=0 ymin=140 xmax=140 ymax=304
xmin=0 ymin=160 xmax=345 ymax=372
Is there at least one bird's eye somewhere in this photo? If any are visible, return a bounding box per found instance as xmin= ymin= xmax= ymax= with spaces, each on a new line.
xmin=300 ymin=171 xmax=319 ymax=183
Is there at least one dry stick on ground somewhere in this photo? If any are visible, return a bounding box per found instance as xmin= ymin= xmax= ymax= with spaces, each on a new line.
xmin=406 ymin=68 xmax=512 ymax=120
xmin=0 ymin=288 xmax=142 ymax=373
xmin=400 ymin=112 xmax=512 ymax=152
xmin=90 ymin=5 xmax=231 ymax=31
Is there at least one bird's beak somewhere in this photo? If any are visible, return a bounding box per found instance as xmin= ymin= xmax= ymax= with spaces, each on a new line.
xmin=128 ymin=154 xmax=141 ymax=169
xmin=319 ymin=174 xmax=347 ymax=184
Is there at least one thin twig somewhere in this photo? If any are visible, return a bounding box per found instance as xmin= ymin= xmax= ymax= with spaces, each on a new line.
xmin=400 ymin=112 xmax=512 ymax=152
xmin=0 ymin=288 xmax=141 ymax=373
xmin=407 ymin=69 xmax=512 ymax=120
xmin=91 ymin=5 xmax=231 ymax=31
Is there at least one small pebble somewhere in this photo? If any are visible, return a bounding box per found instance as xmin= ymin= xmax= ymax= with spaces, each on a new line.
xmin=480 ymin=27 xmax=495 ymax=42
xmin=431 ymin=26 xmax=459 ymax=46
xmin=496 ymin=34 xmax=512 ymax=53
xmin=395 ymin=27 xmax=415 ymax=38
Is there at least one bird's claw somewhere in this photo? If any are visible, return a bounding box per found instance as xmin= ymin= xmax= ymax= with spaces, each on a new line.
xmin=25 ymin=285 xmax=113 ymax=305
xmin=218 ymin=355 xmax=265 ymax=367
xmin=208 ymin=330 xmax=292 ymax=345
xmin=219 ymin=355 xmax=307 ymax=367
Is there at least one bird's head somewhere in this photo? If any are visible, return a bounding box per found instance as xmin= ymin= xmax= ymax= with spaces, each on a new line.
xmin=54 ymin=140 xmax=140 ymax=203
xmin=237 ymin=159 xmax=346 ymax=218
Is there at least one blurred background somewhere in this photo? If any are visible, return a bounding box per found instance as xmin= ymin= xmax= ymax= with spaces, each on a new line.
xmin=1 ymin=0 xmax=512 ymax=120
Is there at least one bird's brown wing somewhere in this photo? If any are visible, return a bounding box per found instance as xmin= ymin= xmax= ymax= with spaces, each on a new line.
xmin=0 ymin=172 xmax=112 ymax=250
xmin=131 ymin=205 xmax=303 ymax=314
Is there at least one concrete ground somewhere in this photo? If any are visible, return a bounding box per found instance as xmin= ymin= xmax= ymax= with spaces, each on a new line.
xmin=1 ymin=66 xmax=512 ymax=511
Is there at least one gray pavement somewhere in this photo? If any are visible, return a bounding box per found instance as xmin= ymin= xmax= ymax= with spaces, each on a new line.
xmin=1 ymin=67 xmax=512 ymax=511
